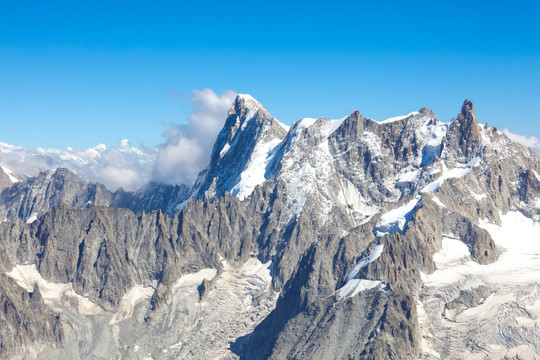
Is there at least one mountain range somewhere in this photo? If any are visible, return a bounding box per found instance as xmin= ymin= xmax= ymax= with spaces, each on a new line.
xmin=0 ymin=95 xmax=539 ymax=359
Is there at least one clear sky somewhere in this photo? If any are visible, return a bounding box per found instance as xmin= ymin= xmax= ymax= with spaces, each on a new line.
xmin=1 ymin=0 xmax=540 ymax=149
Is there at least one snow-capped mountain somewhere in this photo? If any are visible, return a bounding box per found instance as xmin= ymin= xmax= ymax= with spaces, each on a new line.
xmin=191 ymin=94 xmax=289 ymax=200
xmin=0 ymin=95 xmax=539 ymax=359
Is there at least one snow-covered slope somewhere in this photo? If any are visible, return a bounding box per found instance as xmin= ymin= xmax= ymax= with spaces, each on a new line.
xmin=1 ymin=95 xmax=539 ymax=360
xmin=418 ymin=211 xmax=540 ymax=359
xmin=190 ymin=94 xmax=289 ymax=202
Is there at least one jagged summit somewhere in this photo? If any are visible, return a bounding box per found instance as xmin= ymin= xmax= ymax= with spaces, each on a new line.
xmin=455 ymin=99 xmax=480 ymax=132
xmin=190 ymin=94 xmax=289 ymax=200
xmin=460 ymin=98 xmax=475 ymax=115
xmin=188 ymin=98 xmax=533 ymax=214
xmin=228 ymin=93 xmax=265 ymax=117
xmin=0 ymin=98 xmax=539 ymax=359
xmin=445 ymin=99 xmax=483 ymax=163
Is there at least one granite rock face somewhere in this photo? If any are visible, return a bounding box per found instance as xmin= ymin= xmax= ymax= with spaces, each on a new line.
xmin=0 ymin=168 xmax=191 ymax=222
xmin=0 ymin=97 xmax=539 ymax=359
xmin=0 ymin=167 xmax=14 ymax=193
xmin=191 ymin=94 xmax=289 ymax=200
xmin=445 ymin=99 xmax=483 ymax=164
xmin=0 ymin=274 xmax=64 ymax=358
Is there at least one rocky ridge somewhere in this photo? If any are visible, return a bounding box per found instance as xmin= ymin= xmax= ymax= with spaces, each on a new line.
xmin=0 ymin=168 xmax=191 ymax=223
xmin=0 ymin=96 xmax=539 ymax=359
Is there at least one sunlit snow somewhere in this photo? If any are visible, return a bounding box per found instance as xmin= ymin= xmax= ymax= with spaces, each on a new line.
xmin=172 ymin=268 xmax=217 ymax=290
xmin=379 ymin=111 xmax=420 ymax=124
xmin=421 ymin=156 xmax=482 ymax=193
xmin=1 ymin=166 xmax=20 ymax=183
xmin=6 ymin=264 xmax=103 ymax=315
xmin=219 ymin=142 xmax=230 ymax=158
xmin=25 ymin=212 xmax=38 ymax=224
xmin=375 ymin=196 xmax=421 ymax=235
xmin=336 ymin=245 xmax=385 ymax=299
xmin=419 ymin=212 xmax=540 ymax=357
xmin=109 ymin=285 xmax=156 ymax=325
xmin=424 ymin=211 xmax=540 ymax=288
xmin=230 ymin=137 xmax=283 ymax=200
xmin=345 ymin=244 xmax=384 ymax=282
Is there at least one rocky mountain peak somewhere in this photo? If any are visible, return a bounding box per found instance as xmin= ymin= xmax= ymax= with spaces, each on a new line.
xmin=456 ymin=99 xmax=480 ymax=133
xmin=191 ymin=94 xmax=288 ymax=200
xmin=419 ymin=106 xmax=436 ymax=119
xmin=228 ymin=93 xmax=265 ymax=118
xmin=445 ymin=99 xmax=483 ymax=163
xmin=1 ymin=98 xmax=539 ymax=359
xmin=330 ymin=110 xmax=364 ymax=139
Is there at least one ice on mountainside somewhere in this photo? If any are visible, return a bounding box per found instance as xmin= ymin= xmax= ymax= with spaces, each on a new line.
xmin=7 ymin=264 xmax=104 ymax=316
xmin=1 ymin=166 xmax=20 ymax=183
xmin=230 ymin=137 xmax=283 ymax=199
xmin=379 ymin=111 xmax=420 ymax=124
xmin=419 ymin=211 xmax=540 ymax=358
xmin=1 ymin=95 xmax=540 ymax=360
xmin=375 ymin=196 xmax=421 ymax=235
xmin=109 ymin=285 xmax=155 ymax=325
xmin=336 ymin=244 xmax=386 ymax=299
xmin=25 ymin=212 xmax=38 ymax=224
xmin=420 ymin=156 xmax=482 ymax=193
xmin=345 ymin=244 xmax=385 ymax=282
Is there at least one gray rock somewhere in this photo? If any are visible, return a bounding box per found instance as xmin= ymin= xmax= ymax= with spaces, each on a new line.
xmin=0 ymin=96 xmax=539 ymax=359
xmin=0 ymin=274 xmax=64 ymax=358
xmin=445 ymin=285 xmax=492 ymax=310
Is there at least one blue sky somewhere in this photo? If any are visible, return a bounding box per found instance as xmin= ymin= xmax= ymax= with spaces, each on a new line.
xmin=1 ymin=0 xmax=540 ymax=150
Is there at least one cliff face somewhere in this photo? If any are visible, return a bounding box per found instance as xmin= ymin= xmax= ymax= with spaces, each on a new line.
xmin=0 ymin=167 xmax=191 ymax=223
xmin=0 ymin=98 xmax=539 ymax=359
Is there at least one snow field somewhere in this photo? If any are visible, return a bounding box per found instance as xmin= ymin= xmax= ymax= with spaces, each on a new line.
xmin=419 ymin=211 xmax=540 ymax=359
xmin=336 ymin=245 xmax=385 ymax=299
xmin=6 ymin=264 xmax=104 ymax=315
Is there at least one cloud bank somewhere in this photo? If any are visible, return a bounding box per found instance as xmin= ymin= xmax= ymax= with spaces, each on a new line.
xmin=502 ymin=129 xmax=540 ymax=156
xmin=153 ymin=88 xmax=237 ymax=185
xmin=0 ymin=140 xmax=155 ymax=191
xmin=0 ymin=89 xmax=237 ymax=191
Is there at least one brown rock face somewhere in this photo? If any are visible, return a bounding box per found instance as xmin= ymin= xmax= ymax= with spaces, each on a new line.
xmin=0 ymin=274 xmax=64 ymax=358
xmin=0 ymin=167 xmax=13 ymax=193
xmin=445 ymin=99 xmax=483 ymax=163
xmin=0 ymin=97 xmax=538 ymax=359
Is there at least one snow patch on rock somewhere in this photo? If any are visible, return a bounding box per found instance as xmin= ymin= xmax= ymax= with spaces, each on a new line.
xmin=230 ymin=137 xmax=283 ymax=200
xmin=6 ymin=264 xmax=103 ymax=316
xmin=109 ymin=285 xmax=156 ymax=325
xmin=1 ymin=166 xmax=20 ymax=183
xmin=172 ymin=268 xmax=218 ymax=290
xmin=25 ymin=212 xmax=38 ymax=224
xmin=419 ymin=212 xmax=540 ymax=358
xmin=376 ymin=196 xmax=421 ymax=235
xmin=336 ymin=245 xmax=385 ymax=299
xmin=421 ymin=156 xmax=482 ymax=193
xmin=336 ymin=177 xmax=379 ymax=217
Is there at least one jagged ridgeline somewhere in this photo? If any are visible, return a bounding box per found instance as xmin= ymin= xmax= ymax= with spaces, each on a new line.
xmin=0 ymin=95 xmax=539 ymax=359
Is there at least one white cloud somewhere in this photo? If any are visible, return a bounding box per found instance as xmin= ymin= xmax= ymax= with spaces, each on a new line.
xmin=152 ymin=88 xmax=237 ymax=185
xmin=502 ymin=129 xmax=540 ymax=156
xmin=0 ymin=140 xmax=155 ymax=191
xmin=97 ymin=165 xmax=142 ymax=191
xmin=0 ymin=89 xmax=237 ymax=191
